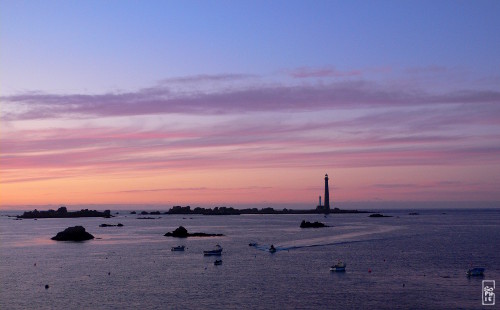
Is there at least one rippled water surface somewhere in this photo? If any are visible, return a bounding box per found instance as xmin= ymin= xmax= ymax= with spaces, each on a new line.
xmin=1 ymin=209 xmax=499 ymax=309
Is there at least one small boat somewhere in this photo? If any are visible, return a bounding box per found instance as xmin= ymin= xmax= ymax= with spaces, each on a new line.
xmin=203 ymin=244 xmax=222 ymax=256
xmin=269 ymin=245 xmax=276 ymax=253
xmin=214 ymin=259 xmax=222 ymax=265
xmin=466 ymin=267 xmax=485 ymax=276
xmin=330 ymin=261 xmax=346 ymax=272
xmin=171 ymin=246 xmax=185 ymax=251
xmin=248 ymin=242 xmax=257 ymax=246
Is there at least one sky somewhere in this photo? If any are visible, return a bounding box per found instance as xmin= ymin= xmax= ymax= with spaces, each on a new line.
xmin=1 ymin=0 xmax=500 ymax=209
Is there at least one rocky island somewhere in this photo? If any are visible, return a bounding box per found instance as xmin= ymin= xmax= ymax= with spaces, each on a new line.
xmin=51 ymin=226 xmax=95 ymax=241
xmin=164 ymin=226 xmax=224 ymax=238
xmin=165 ymin=206 xmax=367 ymax=215
xmin=99 ymin=223 xmax=124 ymax=227
xmin=369 ymin=213 xmax=393 ymax=218
xmin=300 ymin=220 xmax=329 ymax=228
xmin=18 ymin=206 xmax=111 ymax=219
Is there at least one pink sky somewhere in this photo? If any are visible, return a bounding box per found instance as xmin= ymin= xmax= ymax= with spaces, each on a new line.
xmin=2 ymin=69 xmax=500 ymax=209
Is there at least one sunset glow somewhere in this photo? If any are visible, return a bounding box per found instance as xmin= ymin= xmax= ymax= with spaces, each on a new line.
xmin=1 ymin=1 xmax=499 ymax=208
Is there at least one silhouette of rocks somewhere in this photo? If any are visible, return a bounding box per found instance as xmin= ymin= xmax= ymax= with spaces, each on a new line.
xmin=300 ymin=220 xmax=328 ymax=228
xmin=166 ymin=205 xmax=367 ymax=215
xmin=51 ymin=226 xmax=95 ymax=241
xmin=164 ymin=226 xmax=224 ymax=238
xmin=369 ymin=213 xmax=393 ymax=218
xmin=99 ymin=223 xmax=124 ymax=227
xmin=18 ymin=206 xmax=111 ymax=219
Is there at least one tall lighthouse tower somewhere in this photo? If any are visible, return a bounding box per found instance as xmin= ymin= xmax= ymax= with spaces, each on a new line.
xmin=324 ymin=174 xmax=330 ymax=210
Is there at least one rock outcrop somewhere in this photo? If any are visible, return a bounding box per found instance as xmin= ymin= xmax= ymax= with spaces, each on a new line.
xmin=164 ymin=226 xmax=224 ymax=238
xmin=369 ymin=213 xmax=393 ymax=218
xmin=300 ymin=220 xmax=328 ymax=228
xmin=19 ymin=207 xmax=111 ymax=219
xmin=51 ymin=226 xmax=95 ymax=241
xmin=99 ymin=223 xmax=124 ymax=227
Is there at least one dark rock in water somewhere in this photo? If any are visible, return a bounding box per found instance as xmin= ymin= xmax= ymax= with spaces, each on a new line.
xmin=99 ymin=223 xmax=124 ymax=227
xmin=51 ymin=226 xmax=94 ymax=241
xmin=369 ymin=213 xmax=393 ymax=218
xmin=300 ymin=220 xmax=328 ymax=228
xmin=18 ymin=207 xmax=111 ymax=219
xmin=169 ymin=226 xmax=188 ymax=237
xmin=164 ymin=226 xmax=224 ymax=238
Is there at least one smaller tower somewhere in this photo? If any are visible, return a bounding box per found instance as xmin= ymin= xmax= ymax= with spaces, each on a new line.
xmin=319 ymin=196 xmax=322 ymax=207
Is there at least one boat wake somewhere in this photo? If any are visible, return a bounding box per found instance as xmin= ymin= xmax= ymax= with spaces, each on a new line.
xmin=252 ymin=224 xmax=402 ymax=253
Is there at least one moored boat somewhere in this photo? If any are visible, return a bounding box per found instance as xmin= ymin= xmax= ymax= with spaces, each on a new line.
xmin=204 ymin=244 xmax=222 ymax=256
xmin=171 ymin=245 xmax=185 ymax=251
xmin=214 ymin=259 xmax=222 ymax=265
xmin=466 ymin=267 xmax=485 ymax=276
xmin=330 ymin=261 xmax=346 ymax=272
xmin=269 ymin=244 xmax=276 ymax=253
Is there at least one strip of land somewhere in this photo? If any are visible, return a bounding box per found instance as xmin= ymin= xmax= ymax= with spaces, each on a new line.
xmin=17 ymin=207 xmax=111 ymax=219
xmin=17 ymin=205 xmax=367 ymax=219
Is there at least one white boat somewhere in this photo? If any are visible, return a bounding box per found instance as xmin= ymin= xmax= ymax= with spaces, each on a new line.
xmin=171 ymin=246 xmax=185 ymax=251
xmin=330 ymin=261 xmax=346 ymax=272
xmin=203 ymin=244 xmax=222 ymax=256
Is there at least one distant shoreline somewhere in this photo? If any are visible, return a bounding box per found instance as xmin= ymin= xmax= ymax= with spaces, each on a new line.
xmin=16 ymin=207 xmax=111 ymax=219
xmin=14 ymin=205 xmax=367 ymax=218
xmin=138 ymin=206 xmax=368 ymax=216
xmin=3 ymin=201 xmax=499 ymax=212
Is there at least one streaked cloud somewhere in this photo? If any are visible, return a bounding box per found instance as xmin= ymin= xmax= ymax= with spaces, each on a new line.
xmin=288 ymin=66 xmax=362 ymax=78
xmin=3 ymin=79 xmax=500 ymax=121
xmin=1 ymin=69 xmax=500 ymax=204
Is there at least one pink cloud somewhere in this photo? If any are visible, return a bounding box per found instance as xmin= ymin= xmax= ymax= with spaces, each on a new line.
xmin=4 ymin=80 xmax=500 ymax=121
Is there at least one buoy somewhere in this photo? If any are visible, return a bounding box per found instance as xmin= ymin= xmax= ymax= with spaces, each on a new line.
xmin=45 ymin=284 xmax=49 ymax=289
xmin=403 ymin=283 xmax=405 ymax=287
xmin=108 ymin=272 xmax=110 ymax=275
xmin=34 ymin=263 xmax=36 ymax=266
xmin=368 ymin=269 xmax=372 ymax=273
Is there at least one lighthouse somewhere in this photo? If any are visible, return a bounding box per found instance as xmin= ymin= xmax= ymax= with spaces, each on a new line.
xmin=324 ymin=174 xmax=330 ymax=210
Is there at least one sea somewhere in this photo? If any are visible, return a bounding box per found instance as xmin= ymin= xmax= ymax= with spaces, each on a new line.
xmin=1 ymin=208 xmax=499 ymax=309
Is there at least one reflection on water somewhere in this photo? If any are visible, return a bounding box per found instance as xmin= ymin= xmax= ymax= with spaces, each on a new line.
xmin=10 ymin=237 xmax=56 ymax=248
xmin=1 ymin=210 xmax=499 ymax=309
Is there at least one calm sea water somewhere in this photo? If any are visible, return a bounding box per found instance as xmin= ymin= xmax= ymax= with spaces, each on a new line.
xmin=1 ymin=208 xmax=499 ymax=309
